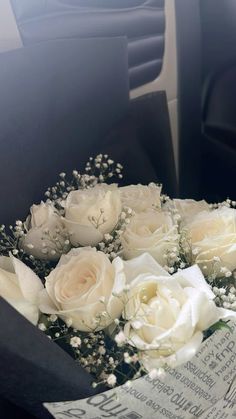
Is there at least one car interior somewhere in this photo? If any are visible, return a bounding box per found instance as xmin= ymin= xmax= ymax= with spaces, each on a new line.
xmin=0 ymin=1 xmax=236 ymax=418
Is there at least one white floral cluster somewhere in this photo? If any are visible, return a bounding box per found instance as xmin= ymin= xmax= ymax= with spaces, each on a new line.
xmin=213 ymin=285 xmax=236 ymax=311
xmin=1 ymin=156 xmax=236 ymax=390
xmin=44 ymin=154 xmax=123 ymax=206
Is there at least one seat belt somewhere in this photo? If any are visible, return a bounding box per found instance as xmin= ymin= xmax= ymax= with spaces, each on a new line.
xmin=0 ymin=0 xmax=23 ymax=52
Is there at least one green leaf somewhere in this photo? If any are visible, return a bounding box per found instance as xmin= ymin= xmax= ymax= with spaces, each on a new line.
xmin=208 ymin=320 xmax=233 ymax=333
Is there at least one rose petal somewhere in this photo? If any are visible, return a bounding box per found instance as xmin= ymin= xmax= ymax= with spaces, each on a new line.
xmin=170 ymin=331 xmax=203 ymax=367
xmin=174 ymin=264 xmax=215 ymax=299
xmin=123 ymin=253 xmax=169 ymax=284
xmin=11 ymin=256 xmax=43 ymax=303
xmin=64 ymin=219 xmax=103 ymax=246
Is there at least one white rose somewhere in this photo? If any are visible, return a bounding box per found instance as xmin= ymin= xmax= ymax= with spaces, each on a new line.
xmin=64 ymin=184 xmax=121 ymax=246
xmin=173 ymin=199 xmax=209 ymax=222
xmin=120 ymin=183 xmax=162 ymax=213
xmin=122 ymin=253 xmax=236 ymax=371
xmin=39 ymin=247 xmax=126 ymax=331
xmin=0 ymin=255 xmax=43 ymax=324
xmin=21 ymin=202 xmax=70 ymax=260
xmin=121 ymin=209 xmax=179 ymax=266
xmin=184 ymin=206 xmax=236 ymax=276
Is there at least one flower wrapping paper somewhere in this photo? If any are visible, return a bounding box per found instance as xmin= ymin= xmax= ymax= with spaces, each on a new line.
xmin=45 ymin=320 xmax=236 ymax=419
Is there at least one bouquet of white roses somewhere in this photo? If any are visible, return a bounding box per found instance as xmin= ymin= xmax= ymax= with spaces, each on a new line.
xmin=1 ymin=154 xmax=236 ymax=403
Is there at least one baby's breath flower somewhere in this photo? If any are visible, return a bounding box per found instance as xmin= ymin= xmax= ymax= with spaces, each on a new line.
xmin=98 ymin=346 xmax=106 ymax=355
xmin=115 ymin=331 xmax=126 ymax=346
xmin=38 ymin=323 xmax=47 ymax=331
xmin=70 ymin=336 xmax=82 ymax=348
xmin=65 ymin=318 xmax=73 ymax=328
xmin=49 ymin=314 xmax=58 ymax=323
xmin=107 ymin=374 xmax=117 ymax=387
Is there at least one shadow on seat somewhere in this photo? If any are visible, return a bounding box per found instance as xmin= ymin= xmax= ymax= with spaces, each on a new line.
xmin=100 ymin=91 xmax=178 ymax=197
xmin=0 ymin=37 xmax=129 ymax=225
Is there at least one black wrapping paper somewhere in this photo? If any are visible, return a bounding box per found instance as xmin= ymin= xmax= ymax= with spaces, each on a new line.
xmin=0 ymin=298 xmax=103 ymax=419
